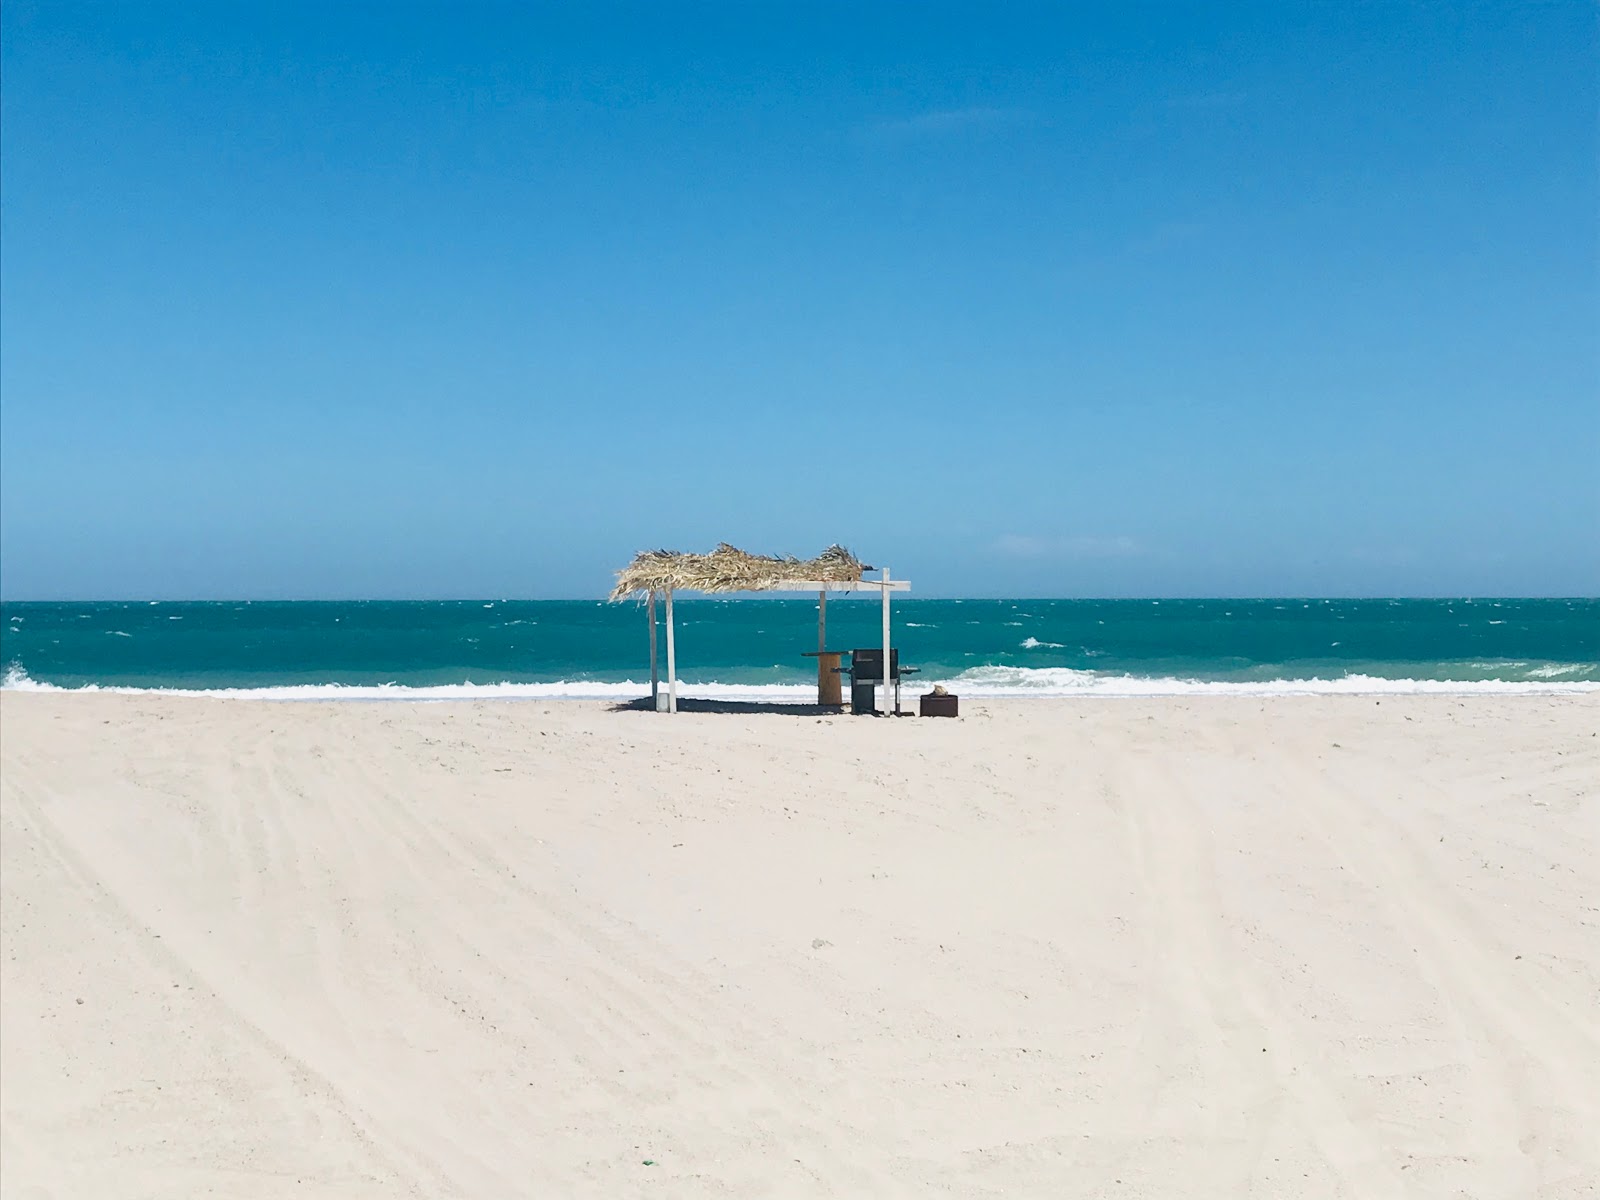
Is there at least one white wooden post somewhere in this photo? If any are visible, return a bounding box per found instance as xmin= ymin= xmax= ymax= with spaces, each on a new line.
xmin=664 ymin=586 xmax=678 ymax=714
xmin=648 ymin=590 xmax=659 ymax=708
xmin=881 ymin=567 xmax=892 ymax=716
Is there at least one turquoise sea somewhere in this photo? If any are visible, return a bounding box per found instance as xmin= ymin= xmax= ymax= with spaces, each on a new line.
xmin=2 ymin=598 xmax=1595 ymax=698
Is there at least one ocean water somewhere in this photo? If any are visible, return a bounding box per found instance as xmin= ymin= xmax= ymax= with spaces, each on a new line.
xmin=2 ymin=598 xmax=1595 ymax=700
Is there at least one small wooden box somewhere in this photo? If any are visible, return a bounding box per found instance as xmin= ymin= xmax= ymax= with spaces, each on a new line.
xmin=919 ymin=692 xmax=959 ymax=718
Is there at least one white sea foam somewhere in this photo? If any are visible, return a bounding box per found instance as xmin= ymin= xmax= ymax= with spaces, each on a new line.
xmin=1020 ymin=637 xmax=1067 ymax=649
xmin=940 ymin=666 xmax=1599 ymax=697
xmin=4 ymin=664 xmax=1595 ymax=701
xmin=1525 ymin=663 xmax=1590 ymax=679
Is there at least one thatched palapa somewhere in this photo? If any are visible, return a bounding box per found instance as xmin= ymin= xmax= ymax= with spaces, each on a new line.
xmin=611 ymin=543 xmax=863 ymax=600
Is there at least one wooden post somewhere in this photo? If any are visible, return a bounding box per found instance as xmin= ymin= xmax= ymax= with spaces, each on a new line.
xmin=816 ymin=588 xmax=835 ymax=706
xmin=664 ymin=587 xmax=678 ymax=714
xmin=881 ymin=567 xmax=892 ymax=716
xmin=648 ymin=590 xmax=659 ymax=708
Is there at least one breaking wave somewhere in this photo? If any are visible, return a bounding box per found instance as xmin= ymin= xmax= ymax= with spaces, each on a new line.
xmin=5 ymin=663 xmax=1595 ymax=701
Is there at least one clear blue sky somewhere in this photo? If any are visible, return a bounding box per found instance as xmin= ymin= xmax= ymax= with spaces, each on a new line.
xmin=2 ymin=1 xmax=1595 ymax=599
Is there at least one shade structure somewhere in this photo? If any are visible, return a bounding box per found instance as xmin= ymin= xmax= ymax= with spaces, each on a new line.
xmin=611 ymin=545 xmax=910 ymax=714
xmin=611 ymin=543 xmax=865 ymax=600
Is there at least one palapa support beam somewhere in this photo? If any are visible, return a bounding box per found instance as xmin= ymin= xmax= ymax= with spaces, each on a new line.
xmin=881 ymin=566 xmax=892 ymax=716
xmin=664 ymin=587 xmax=678 ymax=714
xmin=648 ymin=590 xmax=659 ymax=708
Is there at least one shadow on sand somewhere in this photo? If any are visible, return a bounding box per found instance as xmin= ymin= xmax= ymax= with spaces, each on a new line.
xmin=609 ymin=696 xmax=868 ymax=718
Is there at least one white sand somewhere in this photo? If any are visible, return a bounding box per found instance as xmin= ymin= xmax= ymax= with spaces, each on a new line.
xmin=2 ymin=692 xmax=1596 ymax=1198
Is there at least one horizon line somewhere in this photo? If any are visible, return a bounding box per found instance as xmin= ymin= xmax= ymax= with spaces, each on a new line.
xmin=3 ymin=594 xmax=1596 ymax=605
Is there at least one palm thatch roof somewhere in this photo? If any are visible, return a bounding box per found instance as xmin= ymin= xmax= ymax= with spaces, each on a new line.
xmin=611 ymin=543 xmax=863 ymax=600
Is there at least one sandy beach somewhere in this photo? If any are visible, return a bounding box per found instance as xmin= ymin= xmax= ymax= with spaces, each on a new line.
xmin=1 ymin=692 xmax=1596 ymax=1198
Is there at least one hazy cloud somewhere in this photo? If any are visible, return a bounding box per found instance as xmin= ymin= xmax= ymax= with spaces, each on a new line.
xmin=995 ymin=534 xmax=1141 ymax=560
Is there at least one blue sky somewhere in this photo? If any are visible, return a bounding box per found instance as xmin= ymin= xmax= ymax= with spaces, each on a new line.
xmin=2 ymin=1 xmax=1595 ymax=599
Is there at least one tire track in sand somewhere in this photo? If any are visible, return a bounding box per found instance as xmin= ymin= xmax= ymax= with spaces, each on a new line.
xmin=1117 ymin=752 xmax=1415 ymax=1198
xmin=1 ymin=761 xmax=444 ymax=1198
xmin=1276 ymin=752 xmax=1600 ymax=1195
xmin=271 ymin=726 xmax=908 ymax=1195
